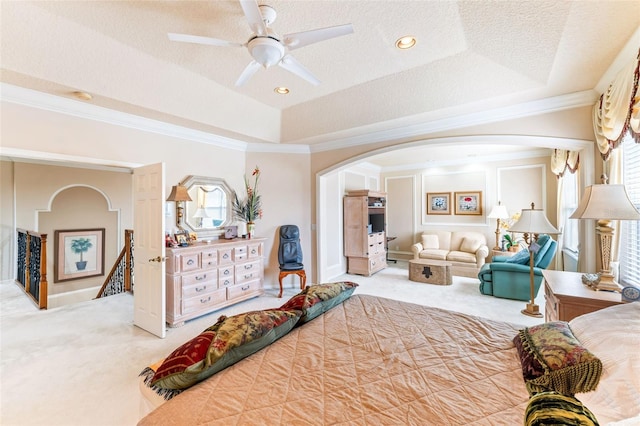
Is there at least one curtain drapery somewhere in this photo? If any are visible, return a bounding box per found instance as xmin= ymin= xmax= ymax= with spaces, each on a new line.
xmin=551 ymin=149 xmax=580 ymax=177
xmin=592 ymin=48 xmax=640 ymax=159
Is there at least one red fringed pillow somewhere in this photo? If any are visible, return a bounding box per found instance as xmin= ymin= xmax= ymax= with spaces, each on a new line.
xmin=150 ymin=309 xmax=301 ymax=390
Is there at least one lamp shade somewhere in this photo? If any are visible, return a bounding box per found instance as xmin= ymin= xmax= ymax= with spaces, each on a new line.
xmin=166 ymin=185 xmax=192 ymax=202
xmin=487 ymin=204 xmax=509 ymax=219
xmin=569 ymin=184 xmax=640 ymax=220
xmin=509 ymin=207 xmax=559 ymax=234
xmin=193 ymin=207 xmax=210 ymax=218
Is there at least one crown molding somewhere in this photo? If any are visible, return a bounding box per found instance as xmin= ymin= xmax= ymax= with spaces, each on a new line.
xmin=0 ymin=83 xmax=249 ymax=152
xmin=305 ymin=91 xmax=599 ymax=153
xmin=1 ymin=83 xmax=598 ymax=157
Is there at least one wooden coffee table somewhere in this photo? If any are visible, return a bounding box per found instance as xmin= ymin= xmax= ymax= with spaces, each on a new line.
xmin=409 ymin=259 xmax=452 ymax=285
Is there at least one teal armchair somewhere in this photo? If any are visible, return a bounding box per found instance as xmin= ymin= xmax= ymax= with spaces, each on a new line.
xmin=478 ymin=235 xmax=557 ymax=301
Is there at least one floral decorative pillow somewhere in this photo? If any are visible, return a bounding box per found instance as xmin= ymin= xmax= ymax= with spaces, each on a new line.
xmin=280 ymin=281 xmax=358 ymax=323
xmin=513 ymin=321 xmax=602 ymax=396
xmin=150 ymin=309 xmax=301 ymax=390
xmin=524 ymin=391 xmax=599 ymax=426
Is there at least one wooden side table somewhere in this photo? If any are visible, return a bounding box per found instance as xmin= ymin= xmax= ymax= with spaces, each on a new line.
xmin=542 ymin=270 xmax=623 ymax=322
xmin=491 ymin=249 xmax=517 ymax=259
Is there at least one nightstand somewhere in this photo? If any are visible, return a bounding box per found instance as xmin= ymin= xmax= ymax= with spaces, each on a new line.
xmin=542 ymin=270 xmax=623 ymax=322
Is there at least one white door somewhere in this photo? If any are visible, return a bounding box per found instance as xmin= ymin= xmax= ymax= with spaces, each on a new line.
xmin=133 ymin=163 xmax=166 ymax=338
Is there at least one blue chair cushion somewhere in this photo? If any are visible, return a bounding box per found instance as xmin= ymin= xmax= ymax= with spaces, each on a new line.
xmin=505 ymin=249 xmax=531 ymax=265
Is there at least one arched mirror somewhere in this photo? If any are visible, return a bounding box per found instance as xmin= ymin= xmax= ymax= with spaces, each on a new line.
xmin=180 ymin=176 xmax=233 ymax=237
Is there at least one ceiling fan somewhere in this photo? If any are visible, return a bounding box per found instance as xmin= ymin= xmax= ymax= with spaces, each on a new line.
xmin=168 ymin=0 xmax=354 ymax=87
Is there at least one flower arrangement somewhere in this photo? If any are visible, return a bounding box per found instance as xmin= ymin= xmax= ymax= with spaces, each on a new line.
xmin=232 ymin=166 xmax=263 ymax=223
xmin=499 ymin=212 xmax=524 ymax=251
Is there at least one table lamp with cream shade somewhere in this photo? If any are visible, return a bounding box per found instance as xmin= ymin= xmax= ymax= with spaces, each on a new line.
xmin=569 ymin=183 xmax=640 ymax=292
xmin=192 ymin=206 xmax=211 ymax=228
xmin=166 ymin=184 xmax=192 ymax=230
xmin=508 ymin=203 xmax=559 ymax=318
xmin=487 ymin=202 xmax=509 ymax=250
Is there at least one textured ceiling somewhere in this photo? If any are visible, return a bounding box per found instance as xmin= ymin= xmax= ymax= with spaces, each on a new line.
xmin=1 ymin=0 xmax=639 ymax=151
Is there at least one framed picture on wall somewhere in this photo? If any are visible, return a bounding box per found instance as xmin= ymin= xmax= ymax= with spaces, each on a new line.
xmin=54 ymin=228 xmax=105 ymax=283
xmin=426 ymin=192 xmax=451 ymax=215
xmin=454 ymin=191 xmax=483 ymax=215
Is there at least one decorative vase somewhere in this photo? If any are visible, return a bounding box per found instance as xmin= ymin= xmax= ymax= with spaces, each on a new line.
xmin=247 ymin=221 xmax=255 ymax=239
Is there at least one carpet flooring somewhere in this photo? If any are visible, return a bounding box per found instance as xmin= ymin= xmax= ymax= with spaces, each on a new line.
xmin=0 ymin=261 xmax=544 ymax=425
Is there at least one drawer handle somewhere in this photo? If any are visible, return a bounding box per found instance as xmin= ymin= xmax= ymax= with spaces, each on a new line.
xmin=223 ymin=270 xmax=230 ymax=275
xmin=223 ymin=280 xmax=231 ymax=286
xmin=244 ymin=274 xmax=252 ymax=279
xmin=251 ymin=249 xmax=257 ymax=254
xmin=244 ymin=264 xmax=253 ymax=270
xmin=200 ymin=296 xmax=211 ymax=304
xmin=223 ymin=253 xmax=229 ymax=259
xmin=196 ymin=286 xmax=206 ymax=292
xmin=241 ymin=285 xmax=250 ymax=291
xmin=187 ymin=259 xmax=195 ymax=265
xmin=196 ymin=274 xmax=206 ymax=281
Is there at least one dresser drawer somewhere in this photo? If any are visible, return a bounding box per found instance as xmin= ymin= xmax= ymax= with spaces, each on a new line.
xmin=370 ymin=253 xmax=386 ymax=273
xmin=182 ymin=270 xmax=216 ymax=287
xmin=182 ymin=288 xmax=226 ymax=315
xmin=235 ymin=260 xmax=261 ymax=283
xmin=201 ymin=249 xmax=218 ymax=269
xmin=227 ymin=279 xmax=261 ymax=300
xmin=180 ymin=253 xmax=200 ymax=272
xmin=218 ymin=248 xmax=233 ymax=265
xmin=218 ymin=266 xmax=235 ymax=287
xmin=182 ymin=281 xmax=217 ymax=299
xmin=247 ymin=242 xmax=262 ymax=258
xmin=234 ymin=246 xmax=248 ymax=261
xmin=544 ymin=282 xmax=559 ymax=322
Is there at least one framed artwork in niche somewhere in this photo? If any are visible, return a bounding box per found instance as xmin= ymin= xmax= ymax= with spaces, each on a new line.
xmin=454 ymin=191 xmax=482 ymax=215
xmin=426 ymin=192 xmax=451 ymax=215
xmin=54 ymin=228 xmax=105 ymax=283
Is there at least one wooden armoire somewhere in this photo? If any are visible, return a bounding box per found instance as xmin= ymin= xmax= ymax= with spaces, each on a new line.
xmin=343 ymin=190 xmax=387 ymax=276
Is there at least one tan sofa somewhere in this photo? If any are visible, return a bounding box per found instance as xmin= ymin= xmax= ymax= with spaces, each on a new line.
xmin=411 ymin=231 xmax=489 ymax=278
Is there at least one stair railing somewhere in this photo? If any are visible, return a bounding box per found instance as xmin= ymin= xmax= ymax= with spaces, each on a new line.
xmin=96 ymin=229 xmax=134 ymax=298
xmin=16 ymin=229 xmax=48 ymax=309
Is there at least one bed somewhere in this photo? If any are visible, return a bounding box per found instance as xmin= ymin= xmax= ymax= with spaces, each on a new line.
xmin=138 ymin=290 xmax=640 ymax=425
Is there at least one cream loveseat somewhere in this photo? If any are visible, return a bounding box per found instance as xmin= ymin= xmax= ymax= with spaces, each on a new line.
xmin=411 ymin=231 xmax=489 ymax=278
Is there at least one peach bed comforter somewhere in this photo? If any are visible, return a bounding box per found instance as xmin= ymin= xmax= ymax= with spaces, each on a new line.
xmin=138 ymin=294 xmax=529 ymax=425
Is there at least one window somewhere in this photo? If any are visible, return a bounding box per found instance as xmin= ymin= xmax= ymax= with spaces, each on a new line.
xmin=561 ymin=171 xmax=579 ymax=253
xmin=619 ymin=134 xmax=640 ymax=286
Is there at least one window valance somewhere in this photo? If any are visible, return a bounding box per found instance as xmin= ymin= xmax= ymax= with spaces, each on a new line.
xmin=551 ymin=149 xmax=579 ymax=177
xmin=592 ymin=48 xmax=640 ymax=159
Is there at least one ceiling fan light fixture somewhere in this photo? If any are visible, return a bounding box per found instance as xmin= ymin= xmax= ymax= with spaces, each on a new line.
xmin=248 ymin=37 xmax=284 ymax=68
xmin=274 ymin=87 xmax=289 ymax=94
xmin=395 ymin=36 xmax=416 ymax=50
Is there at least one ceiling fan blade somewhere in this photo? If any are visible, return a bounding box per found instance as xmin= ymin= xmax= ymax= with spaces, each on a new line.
xmin=278 ymin=54 xmax=320 ymax=86
xmin=283 ymin=24 xmax=354 ymax=50
xmin=235 ymin=61 xmax=262 ymax=86
xmin=239 ymin=0 xmax=267 ymax=37
xmin=168 ymin=33 xmax=242 ymax=48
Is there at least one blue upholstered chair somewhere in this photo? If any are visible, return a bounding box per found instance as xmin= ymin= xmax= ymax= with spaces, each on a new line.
xmin=478 ymin=234 xmax=557 ymax=301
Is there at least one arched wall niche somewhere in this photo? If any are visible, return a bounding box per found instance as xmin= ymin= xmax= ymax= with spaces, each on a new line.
xmin=39 ymin=185 xmax=120 ymax=306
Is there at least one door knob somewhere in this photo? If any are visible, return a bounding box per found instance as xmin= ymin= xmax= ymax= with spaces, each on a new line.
xmin=148 ymin=256 xmax=166 ymax=263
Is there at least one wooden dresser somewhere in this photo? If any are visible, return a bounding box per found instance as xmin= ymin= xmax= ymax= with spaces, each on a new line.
xmin=543 ymin=270 xmax=623 ymax=322
xmin=165 ymin=238 xmax=265 ymax=327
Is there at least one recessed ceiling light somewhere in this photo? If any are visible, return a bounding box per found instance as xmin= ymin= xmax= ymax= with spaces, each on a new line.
xmin=395 ymin=36 xmax=416 ymax=50
xmin=72 ymin=91 xmax=92 ymax=101
xmin=274 ymin=87 xmax=289 ymax=94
